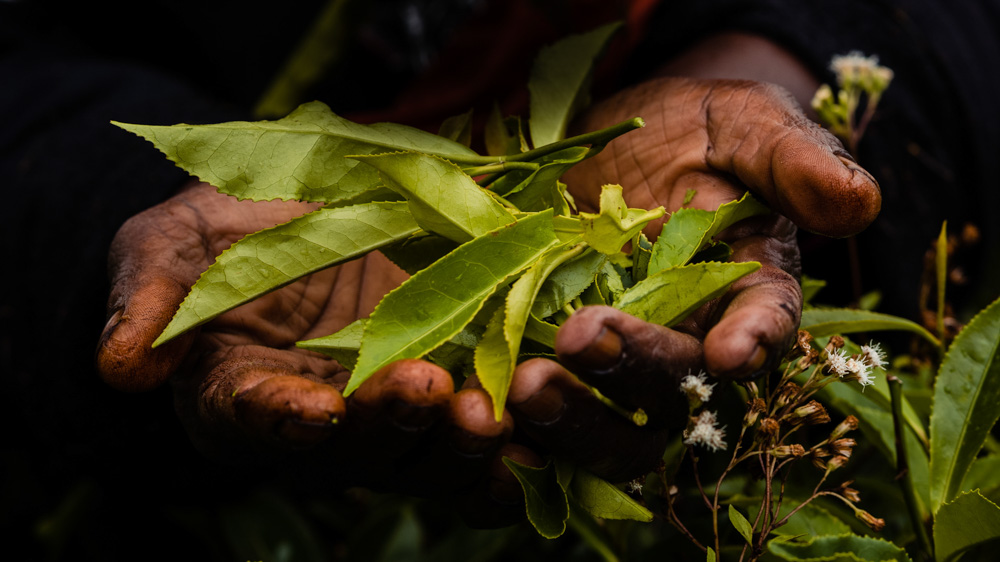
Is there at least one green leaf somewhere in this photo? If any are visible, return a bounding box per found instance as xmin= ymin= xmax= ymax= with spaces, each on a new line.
xmin=648 ymin=192 xmax=770 ymax=275
xmin=570 ymin=469 xmax=653 ymax=522
xmin=770 ymin=501 xmax=852 ymax=538
xmin=502 ymin=458 xmax=570 ymax=539
xmin=929 ymin=296 xmax=1000 ymax=512
xmin=801 ymin=275 xmax=827 ymax=305
xmin=506 ymin=148 xmax=589 ymax=214
xmin=298 ymin=319 xmax=481 ymax=375
xmin=523 ymin=315 xmax=559 ymax=349
xmin=729 ymin=504 xmax=754 ymax=544
xmin=438 ymin=108 xmax=473 ymax=147
xmin=351 ymin=152 xmax=515 ymax=243
xmin=154 ymin=201 xmax=420 ymax=347
xmin=345 ymin=211 xmax=558 ymax=395
xmin=768 ymin=534 xmax=912 ymax=561
xmin=706 ymin=547 xmax=717 ymax=562
xmin=800 ymin=308 xmax=941 ymax=347
xmin=476 ymin=242 xmax=586 ymax=419
xmin=532 ymin=247 xmax=606 ymax=318
xmin=961 ymin=454 xmax=1000 ymax=498
xmin=297 ymin=318 xmax=366 ymax=370
xmin=485 ymin=104 xmax=521 ymax=156
xmin=580 ymin=184 xmax=665 ymax=254
xmin=379 ymin=233 xmax=459 ymax=275
xmin=528 ymin=22 xmax=621 ymax=148
xmin=936 ymin=221 xmax=948 ymax=339
xmin=615 ymin=262 xmax=761 ymax=326
xmin=114 ymin=101 xmax=478 ymax=203
xmin=934 ymin=490 xmax=1000 ymax=562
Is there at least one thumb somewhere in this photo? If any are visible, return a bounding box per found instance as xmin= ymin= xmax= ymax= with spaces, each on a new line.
xmin=704 ymin=80 xmax=881 ymax=237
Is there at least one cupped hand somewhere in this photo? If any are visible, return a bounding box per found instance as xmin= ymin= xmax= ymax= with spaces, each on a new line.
xmin=506 ymin=77 xmax=881 ymax=483
xmin=94 ymin=182 xmax=520 ymax=518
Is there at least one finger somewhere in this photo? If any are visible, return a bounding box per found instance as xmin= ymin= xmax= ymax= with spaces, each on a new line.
xmin=392 ymin=387 xmax=514 ymax=497
xmin=508 ymin=358 xmax=671 ymax=482
xmin=172 ymin=350 xmax=346 ymax=455
xmin=701 ymin=214 xmax=803 ymax=380
xmin=96 ymin=210 xmax=205 ymax=391
xmin=457 ymin=443 xmax=539 ymax=528
xmin=704 ymin=80 xmax=881 ymax=237
xmin=554 ymin=305 xmax=700 ymax=429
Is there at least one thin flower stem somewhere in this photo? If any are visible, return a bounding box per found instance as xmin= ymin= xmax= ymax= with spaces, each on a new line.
xmin=663 ymin=481 xmax=707 ymax=552
xmin=689 ymin=451 xmax=714 ymax=511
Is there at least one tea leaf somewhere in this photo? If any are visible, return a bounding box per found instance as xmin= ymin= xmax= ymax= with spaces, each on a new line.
xmin=768 ymin=534 xmax=912 ymax=561
xmin=114 ymin=102 xmax=477 ymax=203
xmin=800 ymin=308 xmax=940 ymax=348
xmin=345 ymin=211 xmax=558 ymax=395
xmin=352 ymin=152 xmax=515 ymax=243
xmin=502 ymin=458 xmax=570 ymax=539
xmin=934 ymin=490 xmax=1000 ymax=562
xmin=729 ymin=505 xmax=753 ymax=544
xmin=438 ymin=109 xmax=473 ymax=147
xmin=929 ymin=296 xmax=1000 ymax=512
xmin=154 ymin=201 xmax=420 ymax=347
xmin=506 ymin=149 xmax=589 ymax=214
xmin=580 ymin=184 xmax=665 ymax=255
xmin=649 ymin=192 xmax=769 ymax=275
xmin=570 ymin=469 xmax=652 ymax=522
xmin=528 ymin=22 xmax=621 ymax=148
xmin=531 ymin=247 xmax=606 ymax=318
xmin=615 ymin=262 xmax=761 ymax=327
xmin=476 ymin=241 xmax=586 ymax=419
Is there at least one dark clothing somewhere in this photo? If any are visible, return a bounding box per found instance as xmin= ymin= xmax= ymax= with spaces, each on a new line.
xmin=2 ymin=1 xmax=998 ymax=559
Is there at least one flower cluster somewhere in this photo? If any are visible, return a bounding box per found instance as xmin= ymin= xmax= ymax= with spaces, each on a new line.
xmin=822 ymin=339 xmax=888 ymax=389
xmin=683 ymin=410 xmax=727 ymax=452
xmin=812 ymin=51 xmax=894 ymax=153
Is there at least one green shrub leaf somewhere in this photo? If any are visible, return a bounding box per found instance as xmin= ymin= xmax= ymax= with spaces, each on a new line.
xmin=929 ymin=296 xmax=1000 ymax=512
xmin=154 ymin=201 xmax=419 ymax=346
xmin=800 ymin=308 xmax=940 ymax=347
xmin=114 ymin=102 xmax=477 ymax=203
xmin=768 ymin=534 xmax=912 ymax=561
xmin=729 ymin=504 xmax=754 ymax=544
xmin=345 ymin=211 xmax=557 ymax=395
xmin=352 ymin=152 xmax=514 ymax=243
xmin=570 ymin=469 xmax=653 ymax=522
xmin=934 ymin=489 xmax=1000 ymax=562
xmin=528 ymin=22 xmax=621 ymax=148
xmin=616 ymin=262 xmax=760 ymax=327
xmin=502 ymin=458 xmax=570 ymax=539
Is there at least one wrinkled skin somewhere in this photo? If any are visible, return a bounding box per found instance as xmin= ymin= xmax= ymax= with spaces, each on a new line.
xmin=96 ymin=68 xmax=880 ymax=525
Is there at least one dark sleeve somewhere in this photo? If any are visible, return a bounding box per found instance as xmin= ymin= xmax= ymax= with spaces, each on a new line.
xmin=631 ymin=0 xmax=1000 ymax=317
xmin=0 ymin=51 xmax=242 ymax=559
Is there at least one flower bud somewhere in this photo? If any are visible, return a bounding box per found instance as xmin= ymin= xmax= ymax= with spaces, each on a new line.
xmin=791 ymin=400 xmax=831 ymax=425
xmin=856 ymin=510 xmax=886 ymax=532
xmin=744 ymin=398 xmax=766 ymax=427
xmin=775 ymin=383 xmax=801 ymax=409
xmin=830 ymin=438 xmax=857 ymax=458
xmin=770 ymin=444 xmax=807 ymax=458
xmin=830 ymin=415 xmax=859 ymax=440
xmin=756 ymin=417 xmax=780 ymax=445
xmin=824 ymin=455 xmax=849 ymax=474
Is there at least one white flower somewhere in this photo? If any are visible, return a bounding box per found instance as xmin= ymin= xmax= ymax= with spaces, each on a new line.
xmin=683 ymin=410 xmax=727 ymax=452
xmin=860 ymin=341 xmax=888 ymax=369
xmin=826 ymin=347 xmax=850 ymax=376
xmin=680 ymin=370 xmax=715 ymax=403
xmin=844 ymin=357 xmax=875 ymax=388
xmin=830 ymin=51 xmax=894 ymax=93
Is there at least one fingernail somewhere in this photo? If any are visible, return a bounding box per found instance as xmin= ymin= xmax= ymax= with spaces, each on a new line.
xmin=517 ymin=383 xmax=565 ymax=425
xmin=837 ymin=153 xmax=878 ymax=185
xmin=101 ymin=308 xmax=123 ymax=338
xmin=575 ymin=326 xmax=623 ymax=373
xmin=735 ymin=345 xmax=769 ymax=380
xmin=390 ymin=401 xmax=438 ymax=432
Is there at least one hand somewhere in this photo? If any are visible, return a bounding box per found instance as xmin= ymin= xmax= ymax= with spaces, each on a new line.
xmin=504 ymin=74 xmax=881 ymax=483
xmin=94 ymin=182 xmax=523 ymax=522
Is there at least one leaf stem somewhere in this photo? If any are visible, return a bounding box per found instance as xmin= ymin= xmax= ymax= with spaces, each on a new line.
xmin=463 ymin=161 xmax=539 ymax=176
xmin=888 ymin=375 xmax=934 ymax=559
xmin=446 ymin=118 xmax=645 ymax=165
